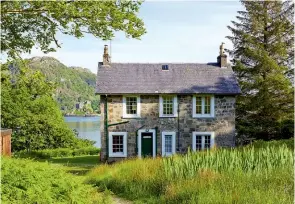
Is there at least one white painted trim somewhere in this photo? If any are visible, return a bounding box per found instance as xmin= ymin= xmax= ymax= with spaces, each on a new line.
xmin=159 ymin=95 xmax=178 ymax=117
xmin=192 ymin=95 xmax=215 ymax=118
xmin=109 ymin=132 xmax=128 ymax=157
xmin=192 ymin=132 xmax=215 ymax=151
xmin=137 ymin=129 xmax=156 ymax=158
xmin=162 ymin=132 xmax=176 ymax=156
xmin=123 ymin=95 xmax=141 ymax=118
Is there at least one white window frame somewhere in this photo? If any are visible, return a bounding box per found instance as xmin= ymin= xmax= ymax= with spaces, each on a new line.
xmin=123 ymin=95 xmax=141 ymax=118
xmin=192 ymin=95 xmax=215 ymax=118
xmin=161 ymin=132 xmax=176 ymax=156
xmin=192 ymin=132 xmax=215 ymax=151
xmin=159 ymin=95 xmax=178 ymax=117
xmin=109 ymin=132 xmax=127 ymax=157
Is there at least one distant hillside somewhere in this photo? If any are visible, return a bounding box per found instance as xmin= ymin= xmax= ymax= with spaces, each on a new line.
xmin=27 ymin=56 xmax=99 ymax=115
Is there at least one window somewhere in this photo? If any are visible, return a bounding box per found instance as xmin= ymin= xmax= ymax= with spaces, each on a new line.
xmin=109 ymin=132 xmax=127 ymax=157
xmin=192 ymin=132 xmax=214 ymax=151
xmin=162 ymin=65 xmax=169 ymax=70
xmin=123 ymin=96 xmax=141 ymax=118
xmin=159 ymin=95 xmax=178 ymax=117
xmin=162 ymin=132 xmax=176 ymax=156
xmin=192 ymin=95 xmax=215 ymax=118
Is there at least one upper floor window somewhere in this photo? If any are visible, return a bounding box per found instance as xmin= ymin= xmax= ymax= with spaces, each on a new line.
xmin=123 ymin=96 xmax=141 ymax=118
xmin=192 ymin=95 xmax=215 ymax=118
xmin=159 ymin=95 xmax=178 ymax=117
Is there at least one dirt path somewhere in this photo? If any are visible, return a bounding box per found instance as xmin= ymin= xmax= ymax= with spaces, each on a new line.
xmin=47 ymin=158 xmax=133 ymax=204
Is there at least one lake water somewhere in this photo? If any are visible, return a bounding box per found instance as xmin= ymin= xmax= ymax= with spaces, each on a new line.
xmin=64 ymin=116 xmax=101 ymax=148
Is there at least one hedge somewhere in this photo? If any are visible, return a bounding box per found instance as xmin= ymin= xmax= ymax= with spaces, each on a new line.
xmin=14 ymin=147 xmax=100 ymax=159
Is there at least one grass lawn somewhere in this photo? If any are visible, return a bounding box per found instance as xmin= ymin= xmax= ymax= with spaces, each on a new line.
xmin=38 ymin=155 xmax=101 ymax=176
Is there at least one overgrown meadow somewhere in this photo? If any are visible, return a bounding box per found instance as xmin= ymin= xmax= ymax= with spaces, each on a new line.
xmin=87 ymin=140 xmax=294 ymax=204
xmin=1 ymin=140 xmax=293 ymax=204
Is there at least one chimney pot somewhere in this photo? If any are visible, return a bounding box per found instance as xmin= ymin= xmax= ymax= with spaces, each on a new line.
xmin=103 ymin=44 xmax=111 ymax=65
xmin=217 ymin=42 xmax=227 ymax=68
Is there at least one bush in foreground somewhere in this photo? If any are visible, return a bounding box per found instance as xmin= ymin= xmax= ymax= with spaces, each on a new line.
xmin=1 ymin=157 xmax=108 ymax=204
xmin=14 ymin=147 xmax=100 ymax=159
xmin=250 ymin=138 xmax=294 ymax=149
xmin=87 ymin=145 xmax=293 ymax=203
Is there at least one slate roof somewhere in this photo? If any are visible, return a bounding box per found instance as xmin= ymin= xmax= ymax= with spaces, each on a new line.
xmin=96 ymin=63 xmax=241 ymax=95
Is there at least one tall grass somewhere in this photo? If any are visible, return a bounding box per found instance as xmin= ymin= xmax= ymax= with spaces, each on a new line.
xmin=87 ymin=144 xmax=294 ymax=203
xmin=163 ymin=145 xmax=293 ymax=180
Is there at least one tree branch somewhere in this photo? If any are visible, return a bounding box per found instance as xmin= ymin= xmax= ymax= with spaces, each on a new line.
xmin=2 ymin=8 xmax=48 ymax=14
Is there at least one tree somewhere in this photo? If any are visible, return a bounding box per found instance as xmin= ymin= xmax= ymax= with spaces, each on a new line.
xmin=1 ymin=60 xmax=93 ymax=151
xmin=1 ymin=1 xmax=146 ymax=57
xmin=227 ymin=1 xmax=294 ymax=141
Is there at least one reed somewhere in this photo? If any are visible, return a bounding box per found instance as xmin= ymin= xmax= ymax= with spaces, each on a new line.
xmin=87 ymin=141 xmax=294 ymax=203
xmin=163 ymin=145 xmax=293 ymax=180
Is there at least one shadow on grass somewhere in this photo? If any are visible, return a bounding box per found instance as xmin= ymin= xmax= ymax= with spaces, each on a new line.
xmin=39 ymin=155 xmax=100 ymax=176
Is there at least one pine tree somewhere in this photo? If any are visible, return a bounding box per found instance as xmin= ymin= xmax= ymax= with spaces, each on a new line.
xmin=227 ymin=0 xmax=294 ymax=141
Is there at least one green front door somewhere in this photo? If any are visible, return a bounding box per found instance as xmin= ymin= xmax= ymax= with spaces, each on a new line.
xmin=141 ymin=133 xmax=153 ymax=157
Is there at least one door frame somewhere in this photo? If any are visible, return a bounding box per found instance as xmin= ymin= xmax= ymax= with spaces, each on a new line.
xmin=137 ymin=129 xmax=156 ymax=158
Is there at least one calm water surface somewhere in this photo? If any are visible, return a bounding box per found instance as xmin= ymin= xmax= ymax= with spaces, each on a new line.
xmin=64 ymin=116 xmax=101 ymax=148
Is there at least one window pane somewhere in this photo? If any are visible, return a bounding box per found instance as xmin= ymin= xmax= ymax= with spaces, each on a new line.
xmin=204 ymin=135 xmax=211 ymax=149
xmin=195 ymin=97 xmax=202 ymax=114
xmin=162 ymin=96 xmax=174 ymax=115
xmin=126 ymin=97 xmax=137 ymax=114
xmin=195 ymin=136 xmax=202 ymax=150
xmin=165 ymin=135 xmax=172 ymax=153
xmin=112 ymin=135 xmax=124 ymax=153
xmin=204 ymin=96 xmax=211 ymax=114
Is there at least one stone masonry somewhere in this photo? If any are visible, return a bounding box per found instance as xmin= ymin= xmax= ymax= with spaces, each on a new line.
xmin=100 ymin=95 xmax=236 ymax=162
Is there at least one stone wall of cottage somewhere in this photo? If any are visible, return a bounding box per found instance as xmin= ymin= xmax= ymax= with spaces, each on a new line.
xmin=100 ymin=95 xmax=236 ymax=162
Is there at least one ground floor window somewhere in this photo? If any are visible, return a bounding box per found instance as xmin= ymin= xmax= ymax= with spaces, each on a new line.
xmin=109 ymin=132 xmax=127 ymax=157
xmin=162 ymin=132 xmax=176 ymax=156
xmin=192 ymin=132 xmax=214 ymax=151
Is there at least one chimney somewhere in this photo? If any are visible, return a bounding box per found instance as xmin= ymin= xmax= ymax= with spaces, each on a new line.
xmin=103 ymin=45 xmax=111 ymax=65
xmin=217 ymin=42 xmax=227 ymax=68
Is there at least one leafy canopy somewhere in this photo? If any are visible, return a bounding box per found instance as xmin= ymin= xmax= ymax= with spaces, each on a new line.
xmin=227 ymin=0 xmax=294 ymax=140
xmin=1 ymin=1 xmax=146 ymax=57
xmin=1 ymin=60 xmax=94 ymax=151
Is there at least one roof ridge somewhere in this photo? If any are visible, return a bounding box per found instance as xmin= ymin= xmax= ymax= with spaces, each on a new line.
xmin=107 ymin=62 xmax=214 ymax=65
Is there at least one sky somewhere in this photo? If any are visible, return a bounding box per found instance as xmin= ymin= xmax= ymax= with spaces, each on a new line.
xmin=20 ymin=1 xmax=244 ymax=73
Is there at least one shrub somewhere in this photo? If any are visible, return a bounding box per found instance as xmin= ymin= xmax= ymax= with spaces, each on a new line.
xmin=250 ymin=138 xmax=294 ymax=149
xmin=14 ymin=147 xmax=100 ymax=159
xmin=1 ymin=157 xmax=105 ymax=203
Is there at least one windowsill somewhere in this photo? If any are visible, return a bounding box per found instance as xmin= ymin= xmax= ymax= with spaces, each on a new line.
xmin=122 ymin=115 xmax=141 ymax=119
xmin=192 ymin=115 xmax=215 ymax=118
xmin=109 ymin=154 xmax=127 ymax=158
xmin=159 ymin=115 xmax=178 ymax=118
xmin=163 ymin=153 xmax=173 ymax=157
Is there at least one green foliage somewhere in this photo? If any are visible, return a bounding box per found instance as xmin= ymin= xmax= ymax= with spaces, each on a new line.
xmin=163 ymin=146 xmax=292 ymax=180
xmin=15 ymin=147 xmax=101 ymax=159
xmin=87 ymin=145 xmax=293 ymax=203
xmin=27 ymin=57 xmax=99 ymax=115
xmin=46 ymin=155 xmax=100 ymax=167
xmin=227 ymin=1 xmax=294 ymax=140
xmin=250 ymin=138 xmax=294 ymax=149
xmin=1 ymin=59 xmax=95 ymax=151
xmin=1 ymin=1 xmax=146 ymax=58
xmin=1 ymin=157 xmax=105 ymax=203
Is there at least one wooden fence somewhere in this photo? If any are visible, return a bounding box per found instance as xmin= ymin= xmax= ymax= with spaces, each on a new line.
xmin=1 ymin=129 xmax=12 ymax=157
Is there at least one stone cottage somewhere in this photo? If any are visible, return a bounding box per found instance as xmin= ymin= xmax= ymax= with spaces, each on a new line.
xmin=96 ymin=43 xmax=240 ymax=162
